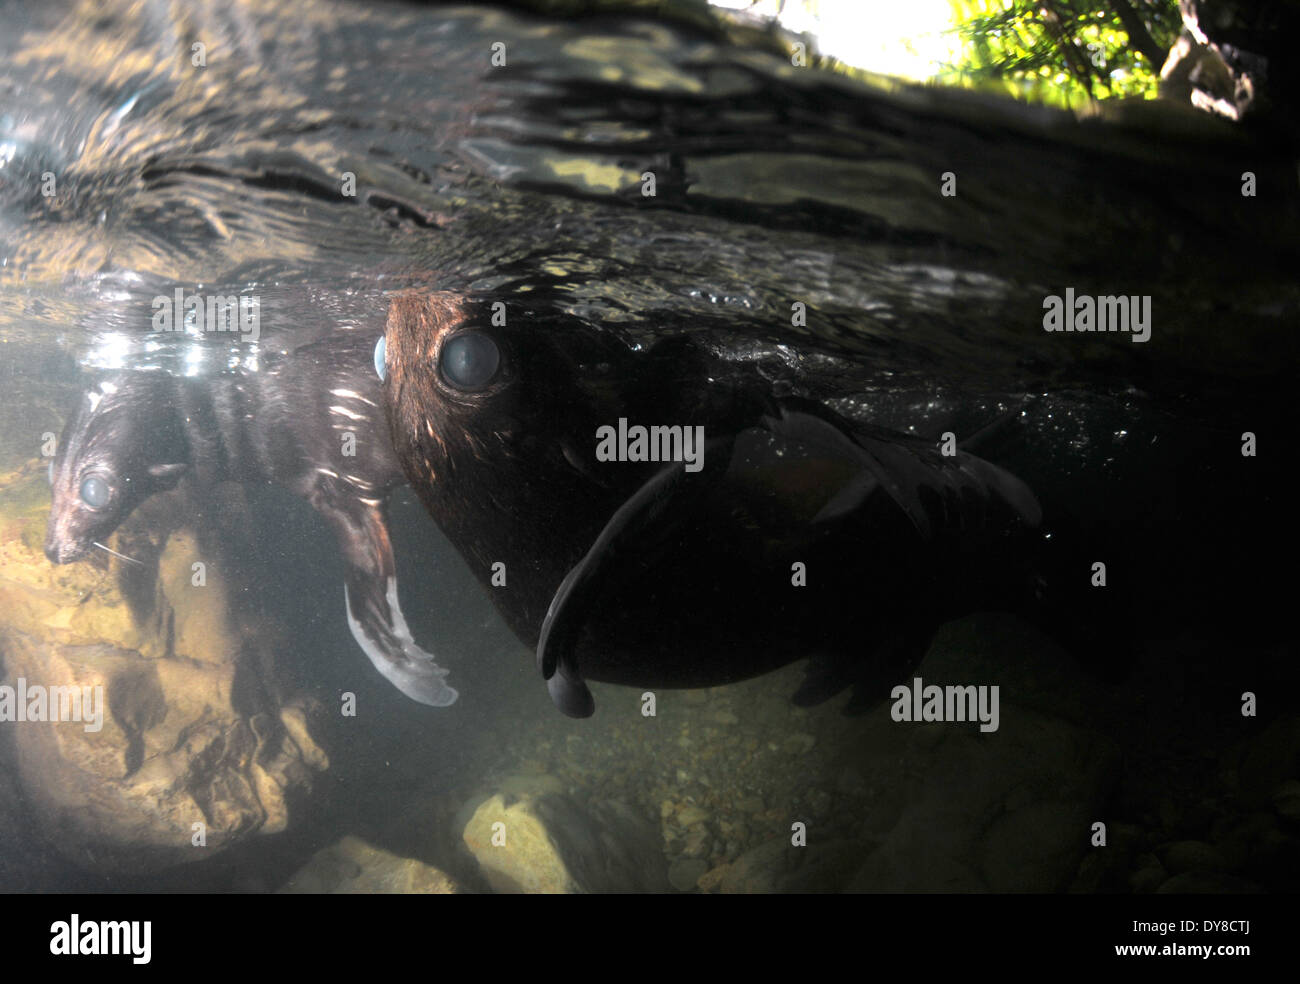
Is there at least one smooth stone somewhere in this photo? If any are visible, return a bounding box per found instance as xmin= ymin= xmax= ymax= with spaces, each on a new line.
xmin=1273 ymin=779 xmax=1300 ymax=820
xmin=668 ymin=858 xmax=709 ymax=892
xmin=835 ymin=768 xmax=866 ymax=795
xmin=783 ymin=733 xmax=816 ymax=755
xmin=681 ymin=827 xmax=712 ymax=859
xmin=1068 ymin=849 xmax=1114 ymax=893
xmin=279 ymin=836 xmax=458 ymax=894
xmin=807 ymin=789 xmax=832 ymax=818
xmin=980 ymin=801 xmax=1085 ymax=892
xmin=847 ymin=696 xmax=1118 ymax=892
xmin=1129 ymin=860 xmax=1167 ymax=895
xmin=1239 ymin=715 xmax=1300 ymax=808
xmin=1155 ymin=872 xmax=1261 ymax=894
xmin=697 ymin=864 xmax=729 ymax=893
xmin=498 ymin=773 xmax=566 ymax=800
xmin=721 ymin=836 xmax=863 ymax=893
xmin=462 ymin=793 xmax=667 ymax=893
xmin=1158 ymin=840 xmax=1227 ymax=874
xmin=676 ymin=805 xmax=710 ymax=827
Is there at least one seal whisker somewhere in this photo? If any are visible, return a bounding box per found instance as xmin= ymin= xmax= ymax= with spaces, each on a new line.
xmin=92 ymin=541 xmax=143 ymax=566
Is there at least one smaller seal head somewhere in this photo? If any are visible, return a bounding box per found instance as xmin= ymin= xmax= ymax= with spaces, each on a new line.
xmin=45 ymin=375 xmax=188 ymax=564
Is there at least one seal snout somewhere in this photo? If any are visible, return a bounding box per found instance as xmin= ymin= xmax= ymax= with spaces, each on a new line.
xmin=44 ymin=513 xmax=89 ymax=564
xmin=44 ymin=536 xmax=85 ymax=565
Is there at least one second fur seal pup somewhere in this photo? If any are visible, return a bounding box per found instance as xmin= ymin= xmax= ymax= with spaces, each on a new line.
xmin=45 ymin=331 xmax=457 ymax=707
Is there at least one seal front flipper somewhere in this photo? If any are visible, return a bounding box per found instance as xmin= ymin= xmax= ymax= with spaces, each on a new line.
xmin=537 ymin=435 xmax=737 ymax=701
xmin=325 ymin=500 xmax=457 ymax=707
xmin=545 ymin=655 xmax=595 ymax=719
xmin=344 ymin=578 xmax=458 ymax=708
xmin=536 ymin=457 xmax=688 ymax=681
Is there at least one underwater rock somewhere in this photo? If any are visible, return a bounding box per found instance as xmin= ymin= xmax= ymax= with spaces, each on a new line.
xmin=495 ymin=772 xmax=567 ymax=800
xmin=806 ymin=789 xmax=833 ymax=820
xmin=845 ymin=703 xmax=1117 ymax=892
xmin=850 ymin=812 xmax=988 ymax=894
xmin=1274 ymin=780 xmax=1300 ymax=821
xmin=461 ymin=791 xmax=667 ymax=893
xmin=1155 ymin=871 xmax=1261 ymax=893
xmin=668 ymin=858 xmax=709 ymax=892
xmin=1068 ymin=849 xmax=1115 ymax=894
xmin=719 ymin=836 xmax=865 ymax=894
xmin=920 ymin=613 xmax=1109 ymax=727
xmin=0 ymin=470 xmax=328 ymax=873
xmin=783 ymin=733 xmax=817 ymax=755
xmin=1238 ymin=714 xmax=1300 ymax=809
xmin=1213 ymin=811 xmax=1279 ymax=875
xmin=1068 ymin=822 xmax=1144 ymax=893
xmin=719 ymin=839 xmax=790 ymax=894
xmin=679 ymin=825 xmax=712 ymax=860
xmin=0 ymin=746 xmax=44 ymax=890
xmin=839 ymin=615 xmax=1118 ymax=892
xmin=1158 ymin=839 xmax=1228 ymax=875
xmin=1214 ymin=808 xmax=1300 ymax=891
xmin=278 ymin=836 xmax=459 ymax=894
xmin=980 ymin=802 xmax=1095 ymax=893
xmin=1129 ymin=855 xmax=1168 ymax=894
xmin=858 ymin=718 xmax=1114 ymax=893
xmin=675 ymin=804 xmax=710 ymax=827
xmin=697 ymin=864 xmax=729 ymax=894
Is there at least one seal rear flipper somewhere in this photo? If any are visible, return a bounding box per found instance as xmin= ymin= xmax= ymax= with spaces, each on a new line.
xmin=843 ymin=629 xmax=930 ymax=715
xmin=763 ymin=397 xmax=1041 ymax=539
xmin=344 ymin=576 xmax=458 ymax=708
xmin=790 ymin=652 xmax=855 ymax=707
xmin=537 ymin=435 xmax=737 ymax=682
xmin=791 ymin=630 xmax=929 ymax=713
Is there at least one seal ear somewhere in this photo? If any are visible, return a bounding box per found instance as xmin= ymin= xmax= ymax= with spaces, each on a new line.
xmin=146 ymin=462 xmax=188 ymax=488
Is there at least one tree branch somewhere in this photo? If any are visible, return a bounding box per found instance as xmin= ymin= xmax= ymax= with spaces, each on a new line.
xmin=1036 ymin=2 xmax=1097 ymax=98
xmin=1105 ymin=0 xmax=1170 ymax=71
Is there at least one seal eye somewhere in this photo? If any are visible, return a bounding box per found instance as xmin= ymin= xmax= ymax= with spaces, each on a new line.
xmin=440 ymin=332 xmax=500 ymax=391
xmin=374 ymin=335 xmax=386 ymax=382
xmin=79 ymin=475 xmax=110 ymax=510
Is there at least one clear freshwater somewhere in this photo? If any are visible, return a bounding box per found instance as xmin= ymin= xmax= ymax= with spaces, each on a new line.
xmin=0 ymin=0 xmax=1293 ymax=895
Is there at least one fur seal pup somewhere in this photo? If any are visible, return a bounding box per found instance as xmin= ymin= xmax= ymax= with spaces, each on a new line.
xmin=44 ymin=331 xmax=457 ymax=707
xmin=380 ymin=290 xmax=1045 ymax=717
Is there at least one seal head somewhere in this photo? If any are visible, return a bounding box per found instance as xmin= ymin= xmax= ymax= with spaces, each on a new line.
xmin=45 ymin=374 xmax=187 ymax=565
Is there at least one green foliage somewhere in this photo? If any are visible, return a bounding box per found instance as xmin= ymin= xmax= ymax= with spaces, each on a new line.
xmin=940 ymin=0 xmax=1183 ymax=107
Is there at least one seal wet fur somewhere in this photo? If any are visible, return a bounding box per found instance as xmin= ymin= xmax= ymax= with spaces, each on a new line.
xmin=44 ymin=332 xmax=457 ymax=707
xmin=381 ymin=290 xmax=1046 ymax=717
